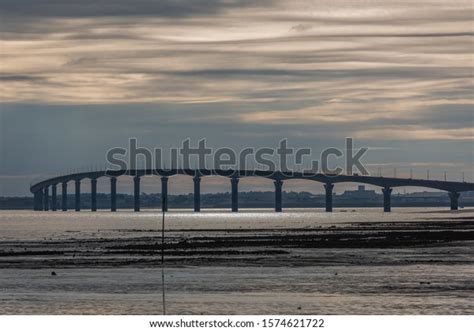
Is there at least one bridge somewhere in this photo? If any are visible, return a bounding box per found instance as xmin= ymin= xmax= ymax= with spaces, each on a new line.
xmin=30 ymin=169 xmax=474 ymax=212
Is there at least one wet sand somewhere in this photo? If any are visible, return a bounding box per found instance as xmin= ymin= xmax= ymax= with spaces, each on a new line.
xmin=0 ymin=219 xmax=472 ymax=269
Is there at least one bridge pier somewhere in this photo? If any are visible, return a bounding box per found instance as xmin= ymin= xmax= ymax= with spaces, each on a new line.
xmin=324 ymin=183 xmax=334 ymax=212
xmin=274 ymin=179 xmax=283 ymax=212
xmin=75 ymin=179 xmax=81 ymax=211
xmin=51 ymin=184 xmax=57 ymax=211
xmin=91 ymin=178 xmax=97 ymax=212
xmin=193 ymin=176 xmax=201 ymax=212
xmin=382 ymin=187 xmax=392 ymax=212
xmin=231 ymin=177 xmax=239 ymax=212
xmin=34 ymin=190 xmax=43 ymax=211
xmin=449 ymin=191 xmax=460 ymax=210
xmin=133 ymin=176 xmax=140 ymax=212
xmin=110 ymin=177 xmax=117 ymax=212
xmin=161 ymin=176 xmax=168 ymax=212
xmin=43 ymin=186 xmax=49 ymax=211
xmin=62 ymin=182 xmax=68 ymax=211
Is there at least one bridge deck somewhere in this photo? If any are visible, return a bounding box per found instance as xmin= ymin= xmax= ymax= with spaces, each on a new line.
xmin=31 ymin=169 xmax=474 ymax=193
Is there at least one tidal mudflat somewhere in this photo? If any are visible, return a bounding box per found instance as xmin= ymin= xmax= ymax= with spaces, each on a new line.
xmin=0 ymin=208 xmax=472 ymax=314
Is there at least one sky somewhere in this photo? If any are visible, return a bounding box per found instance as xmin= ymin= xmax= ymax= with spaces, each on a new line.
xmin=0 ymin=0 xmax=473 ymax=196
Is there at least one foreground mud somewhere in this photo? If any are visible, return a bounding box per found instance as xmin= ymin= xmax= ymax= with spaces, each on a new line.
xmin=1 ymin=219 xmax=472 ymax=269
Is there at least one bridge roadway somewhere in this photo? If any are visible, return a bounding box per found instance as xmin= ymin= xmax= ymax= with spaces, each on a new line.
xmin=30 ymin=169 xmax=474 ymax=212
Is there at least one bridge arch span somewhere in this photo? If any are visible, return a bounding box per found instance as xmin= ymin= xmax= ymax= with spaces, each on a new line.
xmin=30 ymin=169 xmax=474 ymax=213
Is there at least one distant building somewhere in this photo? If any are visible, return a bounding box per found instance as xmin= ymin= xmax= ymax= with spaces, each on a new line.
xmin=340 ymin=185 xmax=378 ymax=200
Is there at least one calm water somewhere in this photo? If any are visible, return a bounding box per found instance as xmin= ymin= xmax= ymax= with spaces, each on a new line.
xmin=0 ymin=207 xmax=466 ymax=240
xmin=0 ymin=208 xmax=473 ymax=314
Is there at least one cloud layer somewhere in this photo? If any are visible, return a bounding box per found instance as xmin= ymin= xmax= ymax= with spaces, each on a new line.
xmin=0 ymin=0 xmax=472 ymax=195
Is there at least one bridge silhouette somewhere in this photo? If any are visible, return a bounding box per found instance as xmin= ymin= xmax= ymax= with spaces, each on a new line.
xmin=30 ymin=169 xmax=474 ymax=212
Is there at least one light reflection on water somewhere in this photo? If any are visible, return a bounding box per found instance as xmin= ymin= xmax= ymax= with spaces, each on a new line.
xmin=0 ymin=207 xmax=464 ymax=240
xmin=0 ymin=208 xmax=472 ymax=314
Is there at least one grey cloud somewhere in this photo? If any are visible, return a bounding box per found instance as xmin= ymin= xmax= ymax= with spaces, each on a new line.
xmin=159 ymin=67 xmax=471 ymax=80
xmin=420 ymin=104 xmax=474 ymax=130
xmin=0 ymin=75 xmax=47 ymax=82
xmin=287 ymin=30 xmax=474 ymax=38
xmin=290 ymin=24 xmax=313 ymax=32
xmin=0 ymin=0 xmax=271 ymax=35
xmin=0 ymin=0 xmax=267 ymax=18
xmin=2 ymin=101 xmax=473 ymax=195
xmin=284 ymin=14 xmax=472 ymax=28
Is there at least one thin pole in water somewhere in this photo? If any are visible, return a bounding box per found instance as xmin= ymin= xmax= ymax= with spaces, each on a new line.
xmin=161 ymin=193 xmax=167 ymax=315
xmin=161 ymin=266 xmax=166 ymax=315
xmin=161 ymin=210 xmax=165 ymax=265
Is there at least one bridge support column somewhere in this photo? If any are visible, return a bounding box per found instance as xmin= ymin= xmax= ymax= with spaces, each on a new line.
xmin=161 ymin=177 xmax=168 ymax=212
xmin=231 ymin=177 xmax=239 ymax=212
xmin=274 ymin=179 xmax=283 ymax=212
xmin=193 ymin=176 xmax=201 ymax=212
xmin=134 ymin=176 xmax=140 ymax=212
xmin=33 ymin=191 xmax=39 ymax=211
xmin=75 ymin=179 xmax=81 ymax=212
xmin=62 ymin=182 xmax=68 ymax=211
xmin=91 ymin=178 xmax=97 ymax=212
xmin=110 ymin=177 xmax=117 ymax=212
xmin=449 ymin=191 xmax=460 ymax=211
xmin=51 ymin=184 xmax=57 ymax=211
xmin=382 ymin=187 xmax=392 ymax=212
xmin=43 ymin=186 xmax=49 ymax=211
xmin=34 ymin=190 xmax=43 ymax=211
xmin=324 ymin=183 xmax=334 ymax=212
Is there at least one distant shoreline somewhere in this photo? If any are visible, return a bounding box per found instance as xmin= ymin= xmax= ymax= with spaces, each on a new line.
xmin=2 ymin=190 xmax=474 ymax=210
xmin=2 ymin=206 xmax=474 ymax=211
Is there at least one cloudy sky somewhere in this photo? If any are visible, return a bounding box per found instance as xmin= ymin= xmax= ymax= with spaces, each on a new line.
xmin=0 ymin=0 xmax=472 ymax=196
